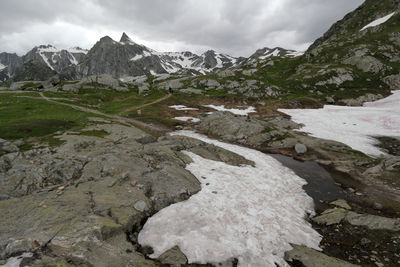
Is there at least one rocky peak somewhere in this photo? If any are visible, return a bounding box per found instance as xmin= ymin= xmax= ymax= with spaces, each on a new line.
xmin=120 ymin=32 xmax=134 ymax=44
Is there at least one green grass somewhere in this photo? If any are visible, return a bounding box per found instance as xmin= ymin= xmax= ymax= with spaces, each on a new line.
xmin=0 ymin=94 xmax=92 ymax=141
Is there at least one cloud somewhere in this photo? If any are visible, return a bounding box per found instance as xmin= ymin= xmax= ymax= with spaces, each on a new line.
xmin=0 ymin=0 xmax=364 ymax=56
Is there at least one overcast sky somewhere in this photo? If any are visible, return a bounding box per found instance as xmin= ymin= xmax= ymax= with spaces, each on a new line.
xmin=0 ymin=0 xmax=364 ymax=57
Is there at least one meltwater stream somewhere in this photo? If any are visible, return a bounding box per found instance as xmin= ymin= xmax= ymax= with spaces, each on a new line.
xmin=138 ymin=131 xmax=322 ymax=267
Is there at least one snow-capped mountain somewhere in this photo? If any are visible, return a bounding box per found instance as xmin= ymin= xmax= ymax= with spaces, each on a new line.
xmin=245 ymin=47 xmax=303 ymax=65
xmin=75 ymin=33 xmax=239 ymax=78
xmin=30 ymin=45 xmax=88 ymax=73
xmin=1 ymin=32 xmax=302 ymax=81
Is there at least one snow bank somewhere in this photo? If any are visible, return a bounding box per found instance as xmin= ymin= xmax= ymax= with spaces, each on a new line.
xmin=169 ymin=105 xmax=199 ymax=111
xmin=203 ymin=105 xmax=256 ymax=116
xmin=0 ymin=63 xmax=5 ymax=71
xmin=139 ymin=131 xmax=321 ymax=267
xmin=2 ymin=253 xmax=33 ymax=267
xmin=279 ymin=91 xmax=400 ymax=157
xmin=360 ymin=12 xmax=396 ymax=31
xmin=173 ymin=116 xmax=200 ymax=123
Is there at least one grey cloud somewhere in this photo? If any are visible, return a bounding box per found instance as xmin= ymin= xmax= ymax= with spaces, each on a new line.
xmin=0 ymin=0 xmax=364 ymax=56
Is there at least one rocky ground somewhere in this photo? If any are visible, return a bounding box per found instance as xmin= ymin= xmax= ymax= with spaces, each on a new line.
xmin=1 ymin=108 xmax=399 ymax=266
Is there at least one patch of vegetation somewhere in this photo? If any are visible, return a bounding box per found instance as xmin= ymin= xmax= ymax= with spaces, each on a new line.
xmin=0 ymin=94 xmax=91 ymax=141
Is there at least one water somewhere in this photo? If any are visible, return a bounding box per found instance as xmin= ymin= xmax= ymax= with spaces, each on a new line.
xmin=271 ymin=154 xmax=347 ymax=211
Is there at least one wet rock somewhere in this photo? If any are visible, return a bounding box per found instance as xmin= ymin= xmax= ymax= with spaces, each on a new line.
xmin=373 ymin=202 xmax=383 ymax=210
xmin=285 ymin=245 xmax=360 ymax=267
xmin=295 ymin=143 xmax=307 ymax=154
xmin=313 ymin=208 xmax=400 ymax=231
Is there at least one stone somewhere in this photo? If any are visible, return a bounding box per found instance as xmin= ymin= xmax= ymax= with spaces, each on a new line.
xmin=343 ymin=56 xmax=385 ymax=74
xmin=199 ymin=79 xmax=220 ymax=88
xmin=180 ymin=88 xmax=203 ymax=94
xmin=383 ymin=74 xmax=400 ymax=89
xmin=134 ymin=200 xmax=148 ymax=212
xmin=313 ymin=208 xmax=347 ymax=225
xmin=285 ymin=245 xmax=360 ymax=267
xmin=295 ymin=143 xmax=307 ymax=154
xmin=157 ymin=246 xmax=188 ymax=266
xmin=373 ymin=202 xmax=383 ymax=210
xmin=360 ymin=238 xmax=372 ymax=246
xmin=326 ymin=96 xmax=335 ymax=104
xmin=330 ymin=199 xmax=351 ymax=210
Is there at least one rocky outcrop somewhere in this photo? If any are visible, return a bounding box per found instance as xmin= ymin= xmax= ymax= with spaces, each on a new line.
xmin=285 ymin=245 xmax=360 ymax=267
xmin=343 ymin=56 xmax=385 ymax=74
xmin=383 ymin=73 xmax=400 ymax=89
xmin=0 ymin=123 xmax=252 ymax=266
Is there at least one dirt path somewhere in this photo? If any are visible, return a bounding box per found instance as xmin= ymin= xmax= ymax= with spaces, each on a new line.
xmin=39 ymin=92 xmax=169 ymax=134
xmin=118 ymin=93 xmax=172 ymax=115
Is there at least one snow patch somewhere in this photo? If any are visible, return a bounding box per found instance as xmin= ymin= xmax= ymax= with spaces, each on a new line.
xmin=0 ymin=63 xmax=6 ymax=71
xmin=360 ymin=12 xmax=396 ymax=31
xmin=1 ymin=253 xmax=33 ymax=267
xmin=174 ymin=116 xmax=200 ymax=123
xmin=203 ymin=105 xmax=256 ymax=116
xmin=139 ymin=131 xmax=321 ymax=266
xmin=279 ymin=91 xmax=400 ymax=157
xmin=169 ymin=105 xmax=199 ymax=111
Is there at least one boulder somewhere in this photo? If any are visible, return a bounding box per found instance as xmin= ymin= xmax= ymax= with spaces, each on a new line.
xmin=383 ymin=74 xmax=400 ymax=89
xmin=343 ymin=56 xmax=385 ymax=74
xmin=295 ymin=143 xmax=308 ymax=154
xmin=199 ymin=79 xmax=220 ymax=88
xmin=179 ymin=88 xmax=203 ymax=94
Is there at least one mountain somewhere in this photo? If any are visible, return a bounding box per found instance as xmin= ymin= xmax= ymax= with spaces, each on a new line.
xmin=3 ymin=45 xmax=88 ymax=81
xmin=1 ymin=32 xmax=302 ymax=82
xmin=0 ymin=52 xmax=19 ymax=81
xmin=74 ymin=32 xmax=240 ymax=79
xmin=243 ymin=47 xmax=303 ymax=65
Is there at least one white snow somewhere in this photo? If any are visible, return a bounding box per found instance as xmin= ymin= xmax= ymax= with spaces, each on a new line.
xmin=139 ymin=131 xmax=321 ymax=266
xmin=279 ymin=91 xmax=400 ymax=157
xmin=360 ymin=12 xmax=396 ymax=31
xmin=0 ymin=63 xmax=5 ymax=71
xmin=67 ymin=47 xmax=88 ymax=54
xmin=287 ymin=51 xmax=304 ymax=57
xmin=130 ymin=51 xmax=152 ymax=61
xmin=173 ymin=116 xmax=201 ymax=123
xmin=203 ymin=105 xmax=256 ymax=116
xmin=169 ymin=105 xmax=199 ymax=111
xmin=38 ymin=52 xmax=55 ymax=70
xmin=1 ymin=253 xmax=33 ymax=267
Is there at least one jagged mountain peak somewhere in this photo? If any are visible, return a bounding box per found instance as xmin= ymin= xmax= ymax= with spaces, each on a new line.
xmin=120 ymin=32 xmax=134 ymax=44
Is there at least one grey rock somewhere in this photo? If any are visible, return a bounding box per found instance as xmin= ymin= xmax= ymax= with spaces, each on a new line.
xmin=295 ymin=143 xmax=307 ymax=154
xmin=157 ymin=246 xmax=188 ymax=266
xmin=134 ymin=200 xmax=148 ymax=212
xmin=180 ymin=88 xmax=203 ymax=94
xmin=373 ymin=202 xmax=383 ymax=210
xmin=383 ymin=74 xmax=400 ymax=89
xmin=343 ymin=56 xmax=385 ymax=74
xmin=285 ymin=245 xmax=360 ymax=267
xmin=325 ymin=96 xmax=335 ymax=104
xmin=342 ymin=93 xmax=383 ymax=106
xmin=242 ymin=69 xmax=257 ymax=76
xmin=199 ymin=79 xmax=220 ymax=88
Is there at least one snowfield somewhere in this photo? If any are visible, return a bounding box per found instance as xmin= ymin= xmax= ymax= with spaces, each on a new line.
xmin=360 ymin=12 xmax=396 ymax=31
xmin=139 ymin=131 xmax=321 ymax=267
xmin=279 ymin=91 xmax=400 ymax=157
xmin=203 ymin=105 xmax=256 ymax=115
xmin=0 ymin=63 xmax=5 ymax=71
xmin=169 ymin=105 xmax=199 ymax=111
xmin=173 ymin=116 xmax=200 ymax=123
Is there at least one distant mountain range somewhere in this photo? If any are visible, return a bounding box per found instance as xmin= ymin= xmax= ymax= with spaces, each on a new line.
xmin=0 ymin=32 xmax=301 ymax=82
